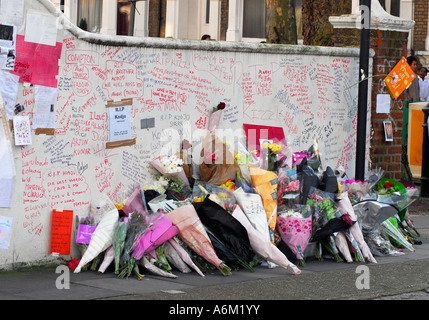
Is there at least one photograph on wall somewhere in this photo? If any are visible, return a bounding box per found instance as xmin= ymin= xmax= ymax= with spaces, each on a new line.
xmin=0 ymin=23 xmax=16 ymax=70
xmin=383 ymin=120 xmax=393 ymax=142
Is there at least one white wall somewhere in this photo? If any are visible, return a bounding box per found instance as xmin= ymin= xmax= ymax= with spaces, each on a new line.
xmin=0 ymin=0 xmax=368 ymax=269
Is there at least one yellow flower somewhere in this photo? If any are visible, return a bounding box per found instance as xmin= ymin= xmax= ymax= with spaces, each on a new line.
xmin=114 ymin=203 xmax=124 ymax=211
xmin=193 ymin=196 xmax=205 ymax=202
xmin=261 ymin=142 xmax=270 ymax=149
xmin=234 ymin=153 xmax=243 ymax=160
xmin=268 ymin=143 xmax=281 ymax=154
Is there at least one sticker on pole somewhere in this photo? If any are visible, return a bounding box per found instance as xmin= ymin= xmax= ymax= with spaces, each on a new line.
xmin=384 ymin=57 xmax=416 ymax=100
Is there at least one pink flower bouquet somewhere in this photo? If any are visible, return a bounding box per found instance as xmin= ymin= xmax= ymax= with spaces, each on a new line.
xmin=277 ymin=212 xmax=312 ymax=267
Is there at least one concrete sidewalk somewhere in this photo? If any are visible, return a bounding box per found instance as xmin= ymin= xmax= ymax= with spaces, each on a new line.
xmin=0 ymin=214 xmax=428 ymax=301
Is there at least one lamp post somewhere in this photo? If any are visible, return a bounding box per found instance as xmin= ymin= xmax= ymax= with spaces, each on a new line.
xmin=355 ymin=0 xmax=371 ymax=181
xmin=421 ymin=105 xmax=429 ymax=197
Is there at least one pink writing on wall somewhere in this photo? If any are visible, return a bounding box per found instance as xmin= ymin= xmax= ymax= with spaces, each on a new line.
xmin=103 ymin=60 xmax=144 ymax=99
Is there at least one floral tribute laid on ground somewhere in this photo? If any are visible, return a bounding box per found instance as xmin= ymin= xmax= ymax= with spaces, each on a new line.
xmin=68 ymin=103 xmax=422 ymax=280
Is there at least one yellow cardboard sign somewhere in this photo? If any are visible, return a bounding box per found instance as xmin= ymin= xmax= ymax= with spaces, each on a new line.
xmin=384 ymin=57 xmax=416 ymax=99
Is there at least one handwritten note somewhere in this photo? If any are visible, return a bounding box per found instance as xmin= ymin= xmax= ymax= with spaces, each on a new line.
xmin=13 ymin=115 xmax=32 ymax=145
xmin=0 ymin=70 xmax=19 ymax=120
xmin=33 ymin=85 xmax=57 ymax=129
xmin=12 ymin=34 xmax=62 ymax=87
xmin=50 ymin=209 xmax=74 ymax=255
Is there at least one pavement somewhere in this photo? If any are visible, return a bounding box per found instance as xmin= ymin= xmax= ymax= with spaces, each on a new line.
xmin=0 ymin=215 xmax=428 ymax=307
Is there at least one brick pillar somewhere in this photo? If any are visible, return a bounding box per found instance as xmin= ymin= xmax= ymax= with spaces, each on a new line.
xmin=330 ymin=1 xmax=414 ymax=181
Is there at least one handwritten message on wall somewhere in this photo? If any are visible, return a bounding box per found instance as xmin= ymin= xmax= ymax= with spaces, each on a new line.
xmin=7 ymin=25 xmax=361 ymax=263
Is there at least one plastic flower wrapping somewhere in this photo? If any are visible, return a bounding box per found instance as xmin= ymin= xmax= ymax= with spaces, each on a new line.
xmin=277 ymin=206 xmax=312 ymax=267
xmin=151 ymin=154 xmax=190 ymax=188
xmin=67 ymin=120 xmax=423 ymax=280
xmin=259 ymin=138 xmax=290 ymax=173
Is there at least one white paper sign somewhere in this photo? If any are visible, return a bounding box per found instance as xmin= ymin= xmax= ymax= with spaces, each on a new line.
xmin=376 ymin=94 xmax=391 ymax=114
xmin=33 ymin=85 xmax=57 ymax=129
xmin=0 ymin=70 xmax=19 ymax=120
xmin=24 ymin=12 xmax=57 ymax=46
xmin=13 ymin=115 xmax=32 ymax=145
xmin=108 ymin=105 xmax=132 ymax=142
xmin=0 ymin=0 xmax=24 ymax=26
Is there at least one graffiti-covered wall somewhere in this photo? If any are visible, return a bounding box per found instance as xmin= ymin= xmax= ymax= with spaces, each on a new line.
xmin=0 ymin=0 xmax=370 ymax=268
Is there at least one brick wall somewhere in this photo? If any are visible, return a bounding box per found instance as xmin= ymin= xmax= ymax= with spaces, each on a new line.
xmin=333 ymin=28 xmax=410 ymax=181
xmin=413 ymin=0 xmax=428 ymax=52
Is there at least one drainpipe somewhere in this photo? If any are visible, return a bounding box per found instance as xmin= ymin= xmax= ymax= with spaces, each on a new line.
xmin=355 ymin=0 xmax=371 ymax=181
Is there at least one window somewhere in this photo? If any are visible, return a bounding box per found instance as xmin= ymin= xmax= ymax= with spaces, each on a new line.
xmin=206 ymin=0 xmax=210 ymax=24
xmin=243 ymin=0 xmax=266 ymax=38
xmin=77 ymin=0 xmax=102 ymax=32
xmin=379 ymin=0 xmax=400 ymax=17
xmin=117 ymin=0 xmax=131 ymax=35
xmin=390 ymin=0 xmax=400 ymax=17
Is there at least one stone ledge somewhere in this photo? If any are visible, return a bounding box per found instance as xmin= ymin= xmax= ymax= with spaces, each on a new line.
xmin=330 ymin=0 xmax=414 ymax=33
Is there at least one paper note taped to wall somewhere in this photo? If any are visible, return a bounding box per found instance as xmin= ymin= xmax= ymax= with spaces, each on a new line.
xmin=50 ymin=209 xmax=74 ymax=255
xmin=384 ymin=57 xmax=415 ymax=100
xmin=12 ymin=115 xmax=32 ymax=145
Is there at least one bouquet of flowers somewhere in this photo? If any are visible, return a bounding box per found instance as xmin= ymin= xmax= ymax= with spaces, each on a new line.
xmin=122 ymin=184 xmax=148 ymax=216
xmin=152 ymin=154 xmax=190 ymax=188
xmin=337 ymin=191 xmax=377 ymax=263
xmin=72 ymin=215 xmax=97 ymax=271
xmin=250 ymin=166 xmax=279 ymax=245
xmin=168 ymin=237 xmax=205 ymax=277
xmin=143 ymin=175 xmax=169 ymax=195
xmin=341 ymin=179 xmax=372 ymax=203
xmin=98 ymin=245 xmax=115 ymax=273
xmin=375 ymin=178 xmax=408 ymax=220
xmin=220 ymin=178 xmax=236 ymax=191
xmin=233 ymin=187 xmax=271 ymax=243
xmin=208 ymin=102 xmax=225 ymax=133
xmin=167 ymin=204 xmax=231 ymax=276
xmin=74 ymin=205 xmax=119 ymax=273
xmin=163 ymin=240 xmax=192 ymax=274
xmin=232 ymin=140 xmax=260 ymax=183
xmin=232 ymin=205 xmax=301 ymax=275
xmin=113 ymin=217 xmax=129 ymax=273
xmin=381 ymin=218 xmax=415 ymax=252
xmin=117 ymin=210 xmax=148 ymax=278
xmin=277 ymin=206 xmax=312 ymax=267
xmin=193 ymin=197 xmax=256 ymax=269
xmin=192 ymin=180 xmax=236 ymax=213
xmin=306 ymin=188 xmax=338 ymax=236
xmin=277 ymin=169 xmax=300 ymax=208
xmin=199 ymin=133 xmax=240 ymax=185
xmin=260 ymin=139 xmax=288 ymax=172
xmin=165 ymin=177 xmax=191 ymax=201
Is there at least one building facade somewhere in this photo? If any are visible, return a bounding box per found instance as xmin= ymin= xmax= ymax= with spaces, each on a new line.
xmin=51 ymin=1 xmax=427 ymax=50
